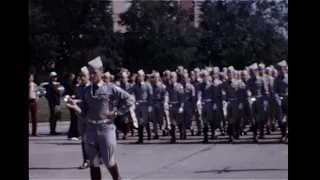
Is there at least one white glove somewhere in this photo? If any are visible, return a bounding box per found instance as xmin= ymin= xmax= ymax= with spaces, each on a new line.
xmin=178 ymin=107 xmax=183 ymax=113
xmin=148 ymin=106 xmax=153 ymax=113
xmin=263 ymin=100 xmax=268 ymax=107
xmin=196 ymin=101 xmax=201 ymax=107
xmin=222 ymin=101 xmax=228 ymax=108
xmin=212 ymin=104 xmax=217 ymax=110
xmin=238 ymin=103 xmax=243 ymax=110
xmin=250 ymin=97 xmax=256 ymax=102
xmin=164 ymin=103 xmax=169 ymax=109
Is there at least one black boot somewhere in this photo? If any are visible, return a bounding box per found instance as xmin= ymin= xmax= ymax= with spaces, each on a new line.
xmin=279 ymin=122 xmax=287 ymax=142
xmin=202 ymin=126 xmax=209 ymax=143
xmin=170 ymin=125 xmax=176 ymax=143
xmin=227 ymin=124 xmax=234 ymax=143
xmin=252 ymin=123 xmax=258 ymax=143
xmin=136 ymin=125 xmax=144 ymax=144
xmin=130 ymin=122 xmax=134 ymax=136
xmin=259 ymin=122 xmax=265 ymax=139
xmin=179 ymin=126 xmax=183 ymax=140
xmin=210 ymin=123 xmax=216 ymax=140
xmin=78 ymin=141 xmax=89 ymax=169
xmin=90 ymin=167 xmax=101 ymax=180
xmin=122 ymin=123 xmax=128 ymax=140
xmin=146 ymin=124 xmax=151 ymax=141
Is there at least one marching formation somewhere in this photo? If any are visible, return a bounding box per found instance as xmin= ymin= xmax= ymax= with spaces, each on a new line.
xmin=109 ymin=61 xmax=288 ymax=144
xmin=66 ymin=57 xmax=288 ymax=179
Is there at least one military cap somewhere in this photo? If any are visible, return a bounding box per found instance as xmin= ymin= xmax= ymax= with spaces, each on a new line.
xmin=258 ymin=63 xmax=265 ymax=69
xmin=265 ymin=67 xmax=273 ymax=72
xmin=201 ymin=70 xmax=209 ymax=76
xmin=137 ymin=69 xmax=145 ymax=76
xmin=183 ymin=69 xmax=188 ymax=74
xmin=182 ymin=72 xmax=189 ymax=78
xmin=88 ymin=56 xmax=103 ymax=70
xmin=170 ymin=71 xmax=177 ymax=77
xmin=241 ymin=70 xmax=248 ymax=75
xmin=206 ymin=67 xmax=213 ymax=72
xmin=163 ymin=70 xmax=171 ymax=76
xmin=227 ymin=66 xmax=234 ymax=72
xmin=121 ymin=71 xmax=128 ymax=78
xmin=213 ymin=66 xmax=220 ymax=72
xmin=49 ymin=71 xmax=57 ymax=78
xmin=222 ymin=67 xmax=228 ymax=73
xmin=190 ymin=70 xmax=195 ymax=75
xmin=104 ymin=71 xmax=111 ymax=78
xmin=177 ymin=66 xmax=184 ymax=71
xmin=152 ymin=72 xmax=160 ymax=78
xmin=249 ymin=63 xmax=258 ymax=70
xmin=277 ymin=60 xmax=287 ymax=67
xmin=194 ymin=68 xmax=200 ymax=73
xmin=80 ymin=66 xmax=89 ymax=76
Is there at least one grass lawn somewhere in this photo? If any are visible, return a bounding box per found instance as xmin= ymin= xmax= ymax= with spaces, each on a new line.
xmin=29 ymin=97 xmax=70 ymax=123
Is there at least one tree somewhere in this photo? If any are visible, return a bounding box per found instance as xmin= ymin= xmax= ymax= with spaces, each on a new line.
xmin=120 ymin=0 xmax=200 ymax=72
xmin=199 ymin=0 xmax=288 ymax=68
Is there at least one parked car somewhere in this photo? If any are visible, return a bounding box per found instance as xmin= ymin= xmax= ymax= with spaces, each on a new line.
xmin=38 ymin=82 xmax=65 ymax=99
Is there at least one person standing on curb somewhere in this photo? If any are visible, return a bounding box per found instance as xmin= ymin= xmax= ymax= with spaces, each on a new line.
xmin=29 ymin=74 xmax=39 ymax=136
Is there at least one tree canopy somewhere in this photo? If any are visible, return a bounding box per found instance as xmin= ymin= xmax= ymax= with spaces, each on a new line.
xmin=29 ymin=0 xmax=288 ymax=76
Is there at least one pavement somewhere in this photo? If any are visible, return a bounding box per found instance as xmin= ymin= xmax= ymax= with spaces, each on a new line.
xmin=29 ymin=122 xmax=288 ymax=180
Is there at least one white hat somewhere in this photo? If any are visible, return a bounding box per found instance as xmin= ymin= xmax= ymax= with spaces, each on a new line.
xmin=104 ymin=72 xmax=111 ymax=78
xmin=49 ymin=71 xmax=57 ymax=77
xmin=222 ymin=67 xmax=228 ymax=73
xmin=183 ymin=69 xmax=188 ymax=74
xmin=249 ymin=63 xmax=258 ymax=70
xmin=227 ymin=66 xmax=234 ymax=72
xmin=121 ymin=71 xmax=128 ymax=78
xmin=182 ymin=72 xmax=189 ymax=78
xmin=258 ymin=63 xmax=265 ymax=69
xmin=194 ymin=68 xmax=200 ymax=73
xmin=163 ymin=70 xmax=170 ymax=76
xmin=265 ymin=67 xmax=272 ymax=72
xmin=206 ymin=67 xmax=213 ymax=72
xmin=277 ymin=60 xmax=287 ymax=67
xmin=88 ymin=56 xmax=103 ymax=70
xmin=152 ymin=72 xmax=160 ymax=78
xmin=170 ymin=71 xmax=177 ymax=77
xmin=190 ymin=70 xmax=195 ymax=75
xmin=241 ymin=70 xmax=248 ymax=75
xmin=201 ymin=70 xmax=209 ymax=76
xmin=80 ymin=66 xmax=89 ymax=76
xmin=177 ymin=66 xmax=184 ymax=71
xmin=137 ymin=69 xmax=145 ymax=76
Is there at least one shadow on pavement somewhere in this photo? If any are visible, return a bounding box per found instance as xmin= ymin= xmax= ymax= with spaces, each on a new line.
xmin=194 ymin=168 xmax=288 ymax=174
xmin=29 ymin=167 xmax=79 ymax=170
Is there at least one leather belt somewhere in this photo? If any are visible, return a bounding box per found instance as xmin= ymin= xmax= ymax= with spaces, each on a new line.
xmin=88 ymin=119 xmax=111 ymax=124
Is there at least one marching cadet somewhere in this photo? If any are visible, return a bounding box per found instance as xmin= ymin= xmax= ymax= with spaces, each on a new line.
xmin=181 ymin=72 xmax=196 ymax=138
xmin=238 ymin=70 xmax=251 ymax=135
xmin=132 ymin=70 xmax=153 ymax=144
xmin=258 ymin=63 xmax=271 ymax=136
xmin=274 ymin=60 xmax=288 ymax=142
xmin=103 ymin=72 xmax=112 ymax=83
xmin=66 ymin=56 xmax=135 ymax=180
xmin=225 ymin=67 xmax=243 ymax=142
xmin=247 ymin=63 xmax=269 ymax=142
xmin=162 ymin=69 xmax=171 ymax=136
xmin=119 ymin=71 xmax=134 ymax=140
xmin=129 ymin=73 xmax=137 ymax=85
xmin=164 ymin=72 xmax=184 ymax=143
xmin=176 ymin=66 xmax=184 ymax=82
xmin=197 ymin=71 xmax=216 ymax=143
xmin=74 ymin=66 xmax=91 ymax=169
xmin=162 ymin=70 xmax=171 ymax=86
xmin=150 ymin=72 xmax=166 ymax=139
xmin=190 ymin=69 xmax=203 ymax=136
xmin=218 ymin=72 xmax=228 ymax=135
xmin=264 ymin=65 xmax=276 ymax=134
xmin=212 ymin=67 xmax=225 ymax=136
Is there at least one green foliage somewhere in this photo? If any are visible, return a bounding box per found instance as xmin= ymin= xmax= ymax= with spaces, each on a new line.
xmin=29 ymin=0 xmax=288 ymax=74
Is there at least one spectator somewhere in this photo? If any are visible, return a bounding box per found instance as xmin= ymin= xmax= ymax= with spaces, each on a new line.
xmin=29 ymin=74 xmax=39 ymax=136
xmin=45 ymin=72 xmax=61 ymax=135
xmin=64 ymin=73 xmax=79 ymax=140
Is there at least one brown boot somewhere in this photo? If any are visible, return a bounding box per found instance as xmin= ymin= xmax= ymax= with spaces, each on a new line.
xmin=108 ymin=163 xmax=121 ymax=180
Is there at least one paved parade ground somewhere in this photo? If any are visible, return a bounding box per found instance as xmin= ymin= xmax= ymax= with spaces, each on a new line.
xmin=29 ymin=122 xmax=288 ymax=180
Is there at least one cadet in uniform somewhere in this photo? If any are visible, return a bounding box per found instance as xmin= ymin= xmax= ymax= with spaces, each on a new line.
xmin=197 ymin=71 xmax=215 ymax=143
xmin=274 ymin=60 xmax=288 ymax=142
xmin=238 ymin=70 xmax=251 ymax=135
xmin=218 ymin=72 xmax=228 ymax=135
xmin=66 ymin=56 xmax=135 ymax=180
xmin=164 ymin=72 xmax=184 ymax=143
xmin=103 ymin=72 xmax=112 ymax=83
xmin=247 ymin=63 xmax=269 ymax=142
xmin=190 ymin=69 xmax=203 ymax=136
xmin=119 ymin=72 xmax=134 ymax=140
xmin=181 ymin=72 xmax=196 ymax=138
xmin=212 ymin=67 xmax=225 ymax=136
xmin=225 ymin=67 xmax=243 ymax=142
xmin=74 ymin=66 xmax=91 ymax=169
xmin=132 ymin=70 xmax=153 ymax=143
xmin=150 ymin=72 xmax=166 ymax=139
